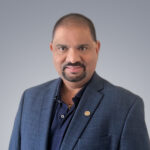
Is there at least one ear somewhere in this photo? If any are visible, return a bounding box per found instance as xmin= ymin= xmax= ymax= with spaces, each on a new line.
xmin=96 ymin=40 xmax=100 ymax=54
xmin=49 ymin=42 xmax=53 ymax=51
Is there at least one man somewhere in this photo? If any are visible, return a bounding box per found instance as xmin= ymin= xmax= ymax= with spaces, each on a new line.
xmin=9 ymin=13 xmax=150 ymax=150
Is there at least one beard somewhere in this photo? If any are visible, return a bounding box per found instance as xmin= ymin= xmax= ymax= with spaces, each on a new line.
xmin=62 ymin=71 xmax=86 ymax=82
xmin=62 ymin=62 xmax=86 ymax=82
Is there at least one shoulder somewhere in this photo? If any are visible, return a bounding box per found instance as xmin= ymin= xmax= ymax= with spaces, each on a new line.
xmin=93 ymin=73 xmax=143 ymax=107
xmin=94 ymin=74 xmax=145 ymax=126
xmin=104 ymin=78 xmax=141 ymax=98
xmin=101 ymin=76 xmax=143 ymax=110
xmin=23 ymin=78 xmax=60 ymax=97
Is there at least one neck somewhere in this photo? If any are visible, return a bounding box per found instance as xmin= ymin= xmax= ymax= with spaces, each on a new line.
xmin=61 ymin=81 xmax=83 ymax=98
xmin=60 ymin=79 xmax=87 ymax=106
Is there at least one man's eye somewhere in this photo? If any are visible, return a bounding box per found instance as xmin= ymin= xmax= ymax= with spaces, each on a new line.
xmin=58 ymin=47 xmax=67 ymax=51
xmin=79 ymin=46 xmax=88 ymax=51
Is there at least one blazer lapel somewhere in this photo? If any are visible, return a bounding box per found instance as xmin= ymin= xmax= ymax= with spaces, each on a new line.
xmin=60 ymin=73 xmax=104 ymax=150
xmin=37 ymin=79 xmax=60 ymax=150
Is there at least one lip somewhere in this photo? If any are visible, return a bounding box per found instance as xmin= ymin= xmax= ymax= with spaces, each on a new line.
xmin=66 ymin=66 xmax=83 ymax=73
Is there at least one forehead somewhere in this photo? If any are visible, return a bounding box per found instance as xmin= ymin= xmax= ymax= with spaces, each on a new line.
xmin=53 ymin=25 xmax=93 ymax=44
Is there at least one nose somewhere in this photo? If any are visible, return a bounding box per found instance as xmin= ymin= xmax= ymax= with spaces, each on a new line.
xmin=65 ymin=48 xmax=81 ymax=63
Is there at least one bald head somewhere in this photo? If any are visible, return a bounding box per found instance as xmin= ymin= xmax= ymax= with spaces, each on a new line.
xmin=52 ymin=13 xmax=97 ymax=42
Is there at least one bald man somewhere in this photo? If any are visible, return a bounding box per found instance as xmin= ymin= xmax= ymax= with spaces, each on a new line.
xmin=9 ymin=13 xmax=150 ymax=150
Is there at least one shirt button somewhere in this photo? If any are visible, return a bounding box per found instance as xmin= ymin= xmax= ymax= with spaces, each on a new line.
xmin=61 ymin=114 xmax=65 ymax=119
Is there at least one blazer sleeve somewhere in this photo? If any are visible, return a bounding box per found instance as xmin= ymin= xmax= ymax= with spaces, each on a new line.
xmin=120 ymin=97 xmax=150 ymax=150
xmin=9 ymin=92 xmax=25 ymax=150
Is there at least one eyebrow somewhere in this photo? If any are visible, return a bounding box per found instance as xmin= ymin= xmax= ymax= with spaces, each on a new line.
xmin=56 ymin=44 xmax=90 ymax=48
xmin=56 ymin=44 xmax=68 ymax=47
xmin=77 ymin=44 xmax=89 ymax=47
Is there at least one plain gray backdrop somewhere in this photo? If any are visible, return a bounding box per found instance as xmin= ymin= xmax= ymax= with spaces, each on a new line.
xmin=0 ymin=0 xmax=150 ymax=149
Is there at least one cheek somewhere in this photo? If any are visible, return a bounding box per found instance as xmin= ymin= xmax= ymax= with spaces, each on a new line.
xmin=85 ymin=53 xmax=98 ymax=69
xmin=53 ymin=55 xmax=64 ymax=72
xmin=54 ymin=59 xmax=61 ymax=70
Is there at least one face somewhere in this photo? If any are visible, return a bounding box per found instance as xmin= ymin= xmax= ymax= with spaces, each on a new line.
xmin=50 ymin=25 xmax=100 ymax=85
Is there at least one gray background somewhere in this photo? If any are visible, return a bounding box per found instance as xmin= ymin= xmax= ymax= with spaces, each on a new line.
xmin=0 ymin=0 xmax=150 ymax=149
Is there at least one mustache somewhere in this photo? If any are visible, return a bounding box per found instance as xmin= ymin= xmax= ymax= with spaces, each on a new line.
xmin=63 ymin=62 xmax=86 ymax=71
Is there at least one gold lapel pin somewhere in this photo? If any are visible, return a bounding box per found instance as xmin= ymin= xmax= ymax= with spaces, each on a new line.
xmin=84 ymin=111 xmax=91 ymax=116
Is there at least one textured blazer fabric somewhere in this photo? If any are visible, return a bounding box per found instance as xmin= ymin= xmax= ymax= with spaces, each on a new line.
xmin=9 ymin=72 xmax=150 ymax=150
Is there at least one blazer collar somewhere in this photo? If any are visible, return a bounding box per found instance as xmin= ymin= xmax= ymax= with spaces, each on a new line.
xmin=60 ymin=72 xmax=104 ymax=150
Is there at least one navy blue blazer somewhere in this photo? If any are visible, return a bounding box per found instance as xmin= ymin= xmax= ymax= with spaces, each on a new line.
xmin=9 ymin=72 xmax=150 ymax=150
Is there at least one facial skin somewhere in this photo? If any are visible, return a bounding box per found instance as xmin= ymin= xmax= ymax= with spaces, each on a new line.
xmin=50 ymin=24 xmax=100 ymax=88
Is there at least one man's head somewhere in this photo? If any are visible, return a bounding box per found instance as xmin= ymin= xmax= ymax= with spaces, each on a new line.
xmin=50 ymin=13 xmax=100 ymax=86
xmin=52 ymin=13 xmax=97 ymax=42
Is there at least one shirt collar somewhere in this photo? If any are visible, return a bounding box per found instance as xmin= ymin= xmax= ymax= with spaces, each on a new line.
xmin=55 ymin=78 xmax=89 ymax=107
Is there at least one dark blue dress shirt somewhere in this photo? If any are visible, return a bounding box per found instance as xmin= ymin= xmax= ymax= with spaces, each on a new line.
xmin=49 ymin=79 xmax=87 ymax=150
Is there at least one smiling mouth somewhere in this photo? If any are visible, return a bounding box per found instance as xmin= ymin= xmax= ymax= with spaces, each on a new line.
xmin=62 ymin=63 xmax=86 ymax=82
xmin=66 ymin=66 xmax=83 ymax=73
